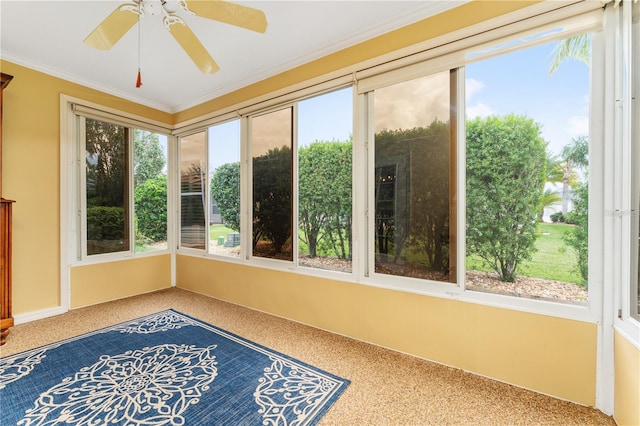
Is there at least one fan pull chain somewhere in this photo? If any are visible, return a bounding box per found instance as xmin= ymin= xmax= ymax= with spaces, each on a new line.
xmin=136 ymin=1 xmax=142 ymax=88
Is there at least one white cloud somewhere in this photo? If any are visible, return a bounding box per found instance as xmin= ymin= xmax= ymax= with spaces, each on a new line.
xmin=465 ymin=77 xmax=485 ymax=102
xmin=466 ymin=103 xmax=495 ymax=119
xmin=567 ymin=115 xmax=589 ymax=137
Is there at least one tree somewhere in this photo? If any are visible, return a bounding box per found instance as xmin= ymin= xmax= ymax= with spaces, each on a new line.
xmin=561 ymin=135 xmax=588 ymax=169
xmin=539 ymin=187 xmax=563 ymax=222
xmin=559 ymin=136 xmax=589 ymax=214
xmin=85 ymin=118 xmax=127 ymax=208
xmin=548 ymin=33 xmax=590 ymax=75
xmin=253 ymin=146 xmax=292 ymax=254
xmin=211 ymin=162 xmax=241 ymax=232
xmin=561 ymin=136 xmax=589 ymax=285
xmin=134 ymin=130 xmax=165 ymax=187
xmin=564 ymin=181 xmax=588 ymax=284
xmin=466 ymin=114 xmax=547 ymax=282
xmin=298 ymin=140 xmax=352 ymax=258
xmin=539 ymin=150 xmax=564 ymax=221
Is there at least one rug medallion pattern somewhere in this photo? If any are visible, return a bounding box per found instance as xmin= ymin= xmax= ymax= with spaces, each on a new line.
xmin=0 ymin=310 xmax=349 ymax=425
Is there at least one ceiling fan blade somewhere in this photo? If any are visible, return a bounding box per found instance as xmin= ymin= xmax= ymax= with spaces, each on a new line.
xmin=84 ymin=3 xmax=139 ymax=50
xmin=166 ymin=17 xmax=220 ymax=74
xmin=185 ymin=1 xmax=267 ymax=33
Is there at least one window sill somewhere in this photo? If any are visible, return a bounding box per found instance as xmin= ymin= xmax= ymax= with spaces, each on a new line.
xmin=615 ymin=317 xmax=640 ymax=350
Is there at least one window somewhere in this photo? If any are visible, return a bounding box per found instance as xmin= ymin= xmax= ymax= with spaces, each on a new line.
xmin=298 ymin=88 xmax=353 ymax=272
xmin=180 ymin=131 xmax=206 ymax=250
xmin=465 ymin=32 xmax=592 ymax=305
xmin=85 ymin=118 xmax=130 ymax=255
xmin=178 ymin=89 xmax=353 ymax=268
xmin=631 ymin=5 xmax=639 ymax=321
xmin=250 ymin=107 xmax=294 ymax=261
xmin=134 ymin=129 xmax=168 ymax=252
xmin=370 ymin=70 xmax=457 ymax=283
xmin=78 ymin=113 xmax=170 ymax=258
xmin=209 ymin=120 xmax=241 ymax=257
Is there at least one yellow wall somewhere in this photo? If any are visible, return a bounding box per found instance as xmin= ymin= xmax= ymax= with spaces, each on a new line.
xmin=0 ymin=60 xmax=171 ymax=314
xmin=177 ymin=255 xmax=597 ymax=406
xmin=3 ymin=0 xmax=625 ymax=411
xmin=70 ymin=255 xmax=171 ymax=308
xmin=614 ymin=331 xmax=640 ymax=425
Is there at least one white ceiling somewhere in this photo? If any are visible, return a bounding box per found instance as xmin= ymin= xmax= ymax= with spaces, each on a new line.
xmin=1 ymin=1 xmax=465 ymax=113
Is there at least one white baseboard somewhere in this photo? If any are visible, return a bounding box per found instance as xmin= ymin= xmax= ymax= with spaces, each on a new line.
xmin=13 ymin=306 xmax=68 ymax=325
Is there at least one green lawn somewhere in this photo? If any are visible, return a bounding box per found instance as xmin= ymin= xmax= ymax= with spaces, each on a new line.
xmin=466 ymin=222 xmax=583 ymax=285
xmin=209 ymin=224 xmax=236 ymax=246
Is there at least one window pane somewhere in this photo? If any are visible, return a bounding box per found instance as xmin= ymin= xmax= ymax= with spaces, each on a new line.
xmin=180 ymin=132 xmax=206 ymax=249
xmin=85 ymin=118 xmax=130 ymax=255
xmin=373 ymin=70 xmax=457 ymax=283
xmin=134 ymin=130 xmax=168 ymax=252
xmin=298 ymin=88 xmax=353 ymax=272
xmin=209 ymin=120 xmax=241 ymax=257
xmin=465 ymin=33 xmax=591 ymax=305
xmin=251 ymin=108 xmax=293 ymax=261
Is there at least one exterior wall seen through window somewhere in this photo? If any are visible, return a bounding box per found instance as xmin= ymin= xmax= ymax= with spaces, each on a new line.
xmin=372 ymin=70 xmax=457 ymax=283
xmin=180 ymin=131 xmax=207 ymax=250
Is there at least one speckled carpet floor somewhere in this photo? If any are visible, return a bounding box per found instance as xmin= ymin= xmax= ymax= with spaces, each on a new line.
xmin=1 ymin=288 xmax=616 ymax=425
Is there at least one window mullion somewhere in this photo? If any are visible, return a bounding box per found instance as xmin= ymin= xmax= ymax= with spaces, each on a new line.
xmin=365 ymin=92 xmax=375 ymax=279
xmin=456 ymin=66 xmax=467 ymax=292
xmin=292 ymin=103 xmax=299 ymax=268
xmin=78 ymin=116 xmax=88 ymax=261
xmin=204 ymin=131 xmax=210 ymax=254
xmin=128 ymin=127 xmax=135 ymax=255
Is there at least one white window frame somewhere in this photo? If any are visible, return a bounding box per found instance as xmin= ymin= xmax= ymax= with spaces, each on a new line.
xmin=168 ymin=3 xmax=611 ymax=323
xmin=205 ymin=118 xmax=243 ymax=259
xmin=353 ymin=14 xmax=604 ymax=324
xmin=631 ymin=3 xmax=640 ymax=326
xmin=613 ymin=0 xmax=640 ymax=348
xmin=245 ymin=103 xmax=298 ymax=268
xmin=62 ymin=96 xmax=173 ymax=266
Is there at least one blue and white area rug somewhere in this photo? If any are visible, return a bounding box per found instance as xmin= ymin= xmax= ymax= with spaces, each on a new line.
xmin=0 ymin=309 xmax=349 ymax=425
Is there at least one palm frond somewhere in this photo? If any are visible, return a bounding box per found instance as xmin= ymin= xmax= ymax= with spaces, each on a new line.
xmin=548 ymin=34 xmax=590 ymax=75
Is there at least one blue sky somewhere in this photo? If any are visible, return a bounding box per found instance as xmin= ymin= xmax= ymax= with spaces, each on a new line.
xmin=466 ymin=40 xmax=590 ymax=155
xmin=206 ymin=37 xmax=590 ymax=171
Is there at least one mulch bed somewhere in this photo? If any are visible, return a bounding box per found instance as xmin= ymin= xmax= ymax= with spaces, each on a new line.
xmin=301 ymin=256 xmax=588 ymax=304
xmin=208 ymin=245 xmax=588 ymax=304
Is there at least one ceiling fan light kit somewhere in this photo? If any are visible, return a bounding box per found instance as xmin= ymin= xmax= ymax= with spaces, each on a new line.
xmin=83 ymin=0 xmax=267 ymax=86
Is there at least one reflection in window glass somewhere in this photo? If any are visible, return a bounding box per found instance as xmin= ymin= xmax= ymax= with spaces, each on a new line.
xmin=180 ymin=132 xmax=206 ymax=249
xmin=85 ymin=118 xmax=130 ymax=255
xmin=251 ymin=108 xmax=293 ymax=261
xmin=298 ymin=88 xmax=353 ymax=272
xmin=134 ymin=130 xmax=168 ymax=252
xmin=209 ymin=120 xmax=241 ymax=257
xmin=465 ymin=33 xmax=591 ymax=305
xmin=373 ymin=70 xmax=457 ymax=283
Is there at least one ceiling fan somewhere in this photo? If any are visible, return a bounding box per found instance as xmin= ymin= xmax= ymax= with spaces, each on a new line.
xmin=84 ymin=0 xmax=267 ymax=76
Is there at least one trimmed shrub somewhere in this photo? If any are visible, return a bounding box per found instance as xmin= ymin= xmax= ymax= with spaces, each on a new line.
xmin=550 ymin=212 xmax=564 ymax=223
xmin=466 ymin=114 xmax=547 ymax=282
xmin=86 ymin=206 xmax=125 ymax=241
xmin=134 ymin=175 xmax=167 ymax=242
